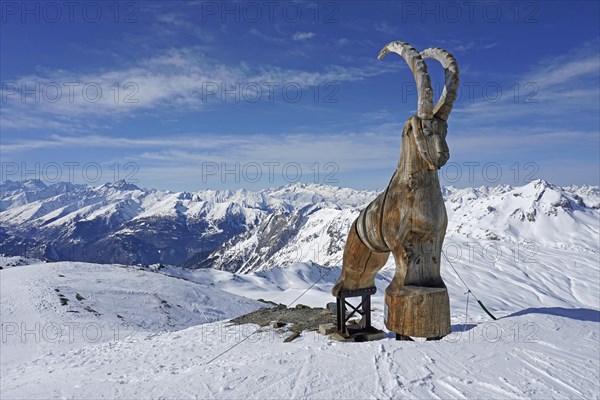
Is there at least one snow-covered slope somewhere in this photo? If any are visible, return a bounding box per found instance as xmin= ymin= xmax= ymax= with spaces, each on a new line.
xmin=0 ymin=261 xmax=264 ymax=367
xmin=444 ymin=180 xmax=599 ymax=251
xmin=155 ymin=243 xmax=600 ymax=318
xmin=1 ymin=257 xmax=598 ymax=398
xmin=3 ymin=312 xmax=598 ymax=399
xmin=2 ymin=179 xmax=598 ymax=273
xmin=0 ymin=254 xmax=45 ymax=269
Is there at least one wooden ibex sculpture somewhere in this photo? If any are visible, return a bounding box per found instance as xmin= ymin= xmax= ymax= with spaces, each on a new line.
xmin=333 ymin=41 xmax=459 ymax=339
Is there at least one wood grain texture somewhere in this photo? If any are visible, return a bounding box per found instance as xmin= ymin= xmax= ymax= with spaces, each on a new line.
xmin=384 ymin=286 xmax=451 ymax=338
xmin=332 ymin=41 xmax=459 ymax=338
xmin=332 ymin=220 xmax=390 ymax=297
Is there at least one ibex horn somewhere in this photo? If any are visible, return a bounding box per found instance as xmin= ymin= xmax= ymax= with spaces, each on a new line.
xmin=378 ymin=41 xmax=434 ymax=120
xmin=420 ymin=48 xmax=460 ymax=121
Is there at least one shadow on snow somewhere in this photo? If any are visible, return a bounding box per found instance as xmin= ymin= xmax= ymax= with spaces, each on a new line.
xmin=506 ymin=307 xmax=600 ymax=322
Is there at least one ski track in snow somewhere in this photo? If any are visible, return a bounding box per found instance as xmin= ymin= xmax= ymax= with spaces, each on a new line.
xmin=2 ymin=313 xmax=598 ymax=399
xmin=1 ymin=259 xmax=598 ymax=398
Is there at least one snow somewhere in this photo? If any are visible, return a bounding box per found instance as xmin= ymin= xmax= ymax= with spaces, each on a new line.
xmin=1 ymin=179 xmax=599 ymax=398
xmin=0 ymin=255 xmax=45 ymax=269
xmin=1 ymin=291 xmax=598 ymax=398
xmin=0 ymin=262 xmax=264 ymax=368
xmin=208 ymin=179 xmax=600 ymax=271
xmin=2 ymin=179 xmax=598 ymax=270
xmin=2 ymin=251 xmax=598 ymax=398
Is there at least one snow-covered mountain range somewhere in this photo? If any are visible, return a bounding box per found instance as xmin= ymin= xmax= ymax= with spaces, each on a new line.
xmin=1 ymin=179 xmax=598 ymax=272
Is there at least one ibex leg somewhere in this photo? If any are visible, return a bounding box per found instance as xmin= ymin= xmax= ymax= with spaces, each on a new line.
xmin=332 ymin=219 xmax=390 ymax=297
xmin=403 ymin=238 xmax=445 ymax=287
xmin=384 ymin=239 xmax=451 ymax=338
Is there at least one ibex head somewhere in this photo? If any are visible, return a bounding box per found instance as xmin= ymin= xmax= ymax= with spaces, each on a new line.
xmin=378 ymin=41 xmax=459 ymax=170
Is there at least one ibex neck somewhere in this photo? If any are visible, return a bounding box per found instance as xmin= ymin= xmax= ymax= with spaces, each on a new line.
xmin=396 ymin=135 xmax=441 ymax=188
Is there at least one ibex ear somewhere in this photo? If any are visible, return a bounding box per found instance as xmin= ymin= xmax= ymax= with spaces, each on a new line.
xmin=402 ymin=115 xmax=420 ymax=136
xmin=402 ymin=116 xmax=415 ymax=138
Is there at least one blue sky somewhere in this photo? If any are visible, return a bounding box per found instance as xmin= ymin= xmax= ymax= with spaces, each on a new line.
xmin=1 ymin=0 xmax=598 ymax=191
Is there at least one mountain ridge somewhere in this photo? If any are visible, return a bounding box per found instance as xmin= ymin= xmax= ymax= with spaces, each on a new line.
xmin=1 ymin=179 xmax=598 ymax=272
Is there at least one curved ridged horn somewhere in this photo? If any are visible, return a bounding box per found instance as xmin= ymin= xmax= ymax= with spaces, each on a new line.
xmin=378 ymin=41 xmax=434 ymax=120
xmin=420 ymin=48 xmax=460 ymax=121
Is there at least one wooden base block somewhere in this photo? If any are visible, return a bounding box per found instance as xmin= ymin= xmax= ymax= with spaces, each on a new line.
xmin=384 ymin=285 xmax=451 ymax=338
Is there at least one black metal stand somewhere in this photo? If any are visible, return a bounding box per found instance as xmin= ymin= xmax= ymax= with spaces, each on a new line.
xmin=335 ymin=287 xmax=376 ymax=335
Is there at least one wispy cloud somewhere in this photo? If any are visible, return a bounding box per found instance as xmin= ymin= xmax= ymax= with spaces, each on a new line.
xmin=374 ymin=21 xmax=398 ymax=35
xmin=249 ymin=28 xmax=284 ymax=43
xmin=1 ymin=47 xmax=394 ymax=128
xmin=433 ymin=39 xmax=499 ymax=54
xmin=152 ymin=11 xmax=216 ymax=43
xmin=292 ymin=31 xmax=316 ymax=41
xmin=526 ymin=48 xmax=600 ymax=87
xmin=4 ymin=124 xmax=595 ymax=169
xmin=454 ymin=41 xmax=498 ymax=53
xmin=335 ymin=38 xmax=351 ymax=47
xmin=452 ymin=41 xmax=600 ymax=124
xmin=447 ymin=129 xmax=598 ymax=158
xmin=1 ymin=130 xmax=400 ymax=170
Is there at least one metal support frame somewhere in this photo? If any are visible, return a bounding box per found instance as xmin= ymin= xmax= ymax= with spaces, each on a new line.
xmin=335 ymin=287 xmax=376 ymax=335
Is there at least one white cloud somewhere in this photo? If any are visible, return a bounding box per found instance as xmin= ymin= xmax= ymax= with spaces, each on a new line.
xmin=292 ymin=32 xmax=316 ymax=41
xmin=249 ymin=28 xmax=284 ymax=43
xmin=335 ymin=38 xmax=350 ymax=47
xmin=526 ymin=53 xmax=599 ymax=87
xmin=452 ymin=41 xmax=600 ymax=123
xmin=452 ymin=41 xmax=499 ymax=53
xmin=4 ymin=124 xmax=595 ymax=171
xmin=1 ymin=47 xmax=391 ymax=127
xmin=374 ymin=22 xmax=397 ymax=35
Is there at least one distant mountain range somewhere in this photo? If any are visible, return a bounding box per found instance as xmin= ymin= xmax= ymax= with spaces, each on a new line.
xmin=1 ymin=179 xmax=598 ymax=272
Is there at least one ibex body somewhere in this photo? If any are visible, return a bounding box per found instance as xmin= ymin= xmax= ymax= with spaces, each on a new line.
xmin=333 ymin=41 xmax=459 ymax=338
